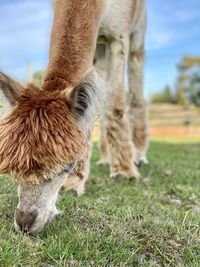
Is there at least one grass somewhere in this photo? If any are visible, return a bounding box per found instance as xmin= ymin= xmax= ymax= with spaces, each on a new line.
xmin=0 ymin=142 xmax=200 ymax=266
xmin=151 ymin=136 xmax=200 ymax=144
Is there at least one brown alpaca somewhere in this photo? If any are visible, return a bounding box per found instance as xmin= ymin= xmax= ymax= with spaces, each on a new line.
xmin=0 ymin=0 xmax=148 ymax=234
xmin=0 ymin=0 xmax=105 ymax=234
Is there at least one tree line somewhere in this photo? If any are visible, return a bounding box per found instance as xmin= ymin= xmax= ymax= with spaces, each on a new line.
xmin=151 ymin=55 xmax=200 ymax=106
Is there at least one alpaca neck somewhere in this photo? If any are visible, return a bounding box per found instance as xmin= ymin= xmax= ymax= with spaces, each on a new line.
xmin=42 ymin=0 xmax=104 ymax=92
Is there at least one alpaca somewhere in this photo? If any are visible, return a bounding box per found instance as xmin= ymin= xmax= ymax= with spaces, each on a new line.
xmin=0 ymin=0 xmax=105 ymax=234
xmin=62 ymin=0 xmax=148 ymax=192
xmin=96 ymin=0 xmax=148 ymax=168
xmin=0 ymin=0 xmax=148 ymax=234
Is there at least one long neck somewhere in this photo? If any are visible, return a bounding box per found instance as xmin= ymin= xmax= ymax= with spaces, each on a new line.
xmin=42 ymin=0 xmax=104 ymax=92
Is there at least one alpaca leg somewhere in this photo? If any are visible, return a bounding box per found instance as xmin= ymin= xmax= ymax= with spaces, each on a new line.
xmin=105 ymin=36 xmax=139 ymax=179
xmin=97 ymin=118 xmax=109 ymax=165
xmin=128 ymin=30 xmax=149 ymax=166
xmin=61 ymin=135 xmax=92 ymax=197
xmin=94 ymin=40 xmax=110 ymax=165
xmin=60 ymin=159 xmax=90 ymax=197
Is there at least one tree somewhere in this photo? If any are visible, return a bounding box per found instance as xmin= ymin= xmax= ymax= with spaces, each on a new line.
xmin=32 ymin=70 xmax=45 ymax=86
xmin=176 ymin=55 xmax=200 ymax=106
xmin=151 ymin=85 xmax=175 ymax=104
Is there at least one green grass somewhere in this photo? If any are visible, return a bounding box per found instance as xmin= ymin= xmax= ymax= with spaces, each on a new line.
xmin=0 ymin=142 xmax=200 ymax=266
xmin=152 ymin=136 xmax=200 ymax=144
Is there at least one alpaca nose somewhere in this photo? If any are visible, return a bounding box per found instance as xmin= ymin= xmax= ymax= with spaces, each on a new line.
xmin=15 ymin=208 xmax=38 ymax=232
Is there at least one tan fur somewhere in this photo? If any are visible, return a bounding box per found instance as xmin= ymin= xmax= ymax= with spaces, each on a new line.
xmin=61 ymin=127 xmax=93 ymax=196
xmin=97 ymin=118 xmax=109 ymax=165
xmin=133 ymin=126 xmax=148 ymax=150
xmin=61 ymin=146 xmax=91 ymax=196
xmin=43 ymin=0 xmax=105 ymax=91
xmin=61 ymin=175 xmax=84 ymax=194
xmin=95 ymin=0 xmax=148 ymax=175
xmin=128 ymin=15 xmax=149 ymax=164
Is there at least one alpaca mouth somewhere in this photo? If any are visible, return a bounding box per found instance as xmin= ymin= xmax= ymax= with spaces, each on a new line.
xmin=17 ymin=209 xmax=61 ymax=236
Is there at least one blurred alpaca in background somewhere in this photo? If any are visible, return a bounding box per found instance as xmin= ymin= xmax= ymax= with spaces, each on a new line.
xmin=62 ymin=0 xmax=148 ymax=193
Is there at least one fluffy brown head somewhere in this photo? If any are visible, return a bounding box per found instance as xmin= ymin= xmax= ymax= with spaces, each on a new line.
xmin=0 ymin=0 xmax=106 ymax=234
xmin=0 ymin=85 xmax=86 ymax=184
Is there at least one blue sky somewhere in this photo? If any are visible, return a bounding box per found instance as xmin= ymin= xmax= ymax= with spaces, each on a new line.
xmin=0 ymin=0 xmax=199 ymax=99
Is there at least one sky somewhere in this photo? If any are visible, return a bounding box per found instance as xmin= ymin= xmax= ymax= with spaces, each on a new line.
xmin=0 ymin=0 xmax=200 ymax=99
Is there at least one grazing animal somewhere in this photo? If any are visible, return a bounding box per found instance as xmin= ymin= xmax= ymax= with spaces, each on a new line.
xmin=0 ymin=0 xmax=148 ymax=234
xmin=62 ymin=0 xmax=148 ymax=191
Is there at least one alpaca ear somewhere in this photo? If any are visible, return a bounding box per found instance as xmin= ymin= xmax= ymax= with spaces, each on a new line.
xmin=0 ymin=72 xmax=25 ymax=106
xmin=68 ymin=71 xmax=105 ymax=121
xmin=69 ymin=86 xmax=90 ymax=119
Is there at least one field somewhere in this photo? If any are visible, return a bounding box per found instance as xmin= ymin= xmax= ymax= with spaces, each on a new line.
xmin=0 ymin=142 xmax=200 ymax=266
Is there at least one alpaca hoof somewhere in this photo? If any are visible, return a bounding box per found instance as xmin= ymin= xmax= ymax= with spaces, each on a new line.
xmin=73 ymin=189 xmax=85 ymax=198
xmin=59 ymin=186 xmax=65 ymax=194
xmin=72 ymin=190 xmax=79 ymax=198
xmin=128 ymin=176 xmax=138 ymax=181
xmin=59 ymin=186 xmax=74 ymax=195
xmin=111 ymin=174 xmax=125 ymax=180
xmin=96 ymin=159 xmax=109 ymax=165
xmin=135 ymin=157 xmax=149 ymax=167
xmin=111 ymin=174 xmax=139 ymax=180
xmin=110 ymin=171 xmax=140 ymax=180
xmin=135 ymin=161 xmax=143 ymax=167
